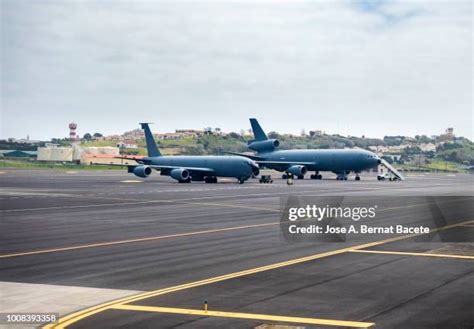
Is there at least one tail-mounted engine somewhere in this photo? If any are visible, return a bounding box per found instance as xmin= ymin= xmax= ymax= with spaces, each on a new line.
xmin=248 ymin=139 xmax=280 ymax=152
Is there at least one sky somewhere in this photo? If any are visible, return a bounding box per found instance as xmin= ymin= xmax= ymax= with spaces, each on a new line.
xmin=1 ymin=0 xmax=472 ymax=140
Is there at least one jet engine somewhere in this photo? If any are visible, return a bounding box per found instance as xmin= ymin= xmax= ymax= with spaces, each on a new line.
xmin=132 ymin=165 xmax=152 ymax=178
xmin=170 ymin=168 xmax=190 ymax=181
xmin=286 ymin=165 xmax=307 ymax=176
xmin=248 ymin=139 xmax=280 ymax=152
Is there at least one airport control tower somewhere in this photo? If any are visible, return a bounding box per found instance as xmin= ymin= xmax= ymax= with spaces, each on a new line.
xmin=69 ymin=123 xmax=77 ymax=141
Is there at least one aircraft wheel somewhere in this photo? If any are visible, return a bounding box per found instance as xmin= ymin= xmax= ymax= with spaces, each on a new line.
xmin=317 ymin=174 xmax=322 ymax=179
xmin=282 ymin=174 xmax=288 ymax=179
xmin=297 ymin=175 xmax=304 ymax=180
xmin=238 ymin=178 xmax=245 ymax=184
xmin=355 ymin=176 xmax=360 ymax=181
xmin=205 ymin=177 xmax=218 ymax=183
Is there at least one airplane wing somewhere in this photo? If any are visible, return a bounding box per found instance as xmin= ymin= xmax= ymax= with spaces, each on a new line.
xmin=146 ymin=165 xmax=215 ymax=174
xmin=91 ymin=163 xmax=216 ymax=175
xmin=256 ymin=160 xmax=315 ymax=166
xmin=223 ymin=152 xmax=265 ymax=161
xmin=225 ymin=152 xmax=314 ymax=166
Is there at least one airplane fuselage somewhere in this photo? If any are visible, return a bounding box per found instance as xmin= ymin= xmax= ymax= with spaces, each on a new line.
xmin=258 ymin=149 xmax=380 ymax=173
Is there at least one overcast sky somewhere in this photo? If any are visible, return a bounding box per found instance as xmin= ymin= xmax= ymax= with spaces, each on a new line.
xmin=1 ymin=0 xmax=472 ymax=140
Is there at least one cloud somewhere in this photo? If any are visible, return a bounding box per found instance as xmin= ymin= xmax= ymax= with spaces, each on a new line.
xmin=1 ymin=0 xmax=472 ymax=139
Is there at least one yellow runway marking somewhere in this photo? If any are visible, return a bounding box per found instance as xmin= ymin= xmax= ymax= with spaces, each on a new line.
xmin=44 ymin=220 xmax=473 ymax=329
xmin=0 ymin=222 xmax=278 ymax=259
xmin=110 ymin=304 xmax=375 ymax=328
xmin=349 ymin=249 xmax=474 ymax=260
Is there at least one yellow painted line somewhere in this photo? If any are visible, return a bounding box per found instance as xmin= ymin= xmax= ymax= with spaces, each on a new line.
xmin=120 ymin=180 xmax=143 ymax=183
xmin=44 ymin=220 xmax=473 ymax=329
xmin=349 ymin=249 xmax=474 ymax=260
xmin=65 ymin=171 xmax=77 ymax=174
xmin=0 ymin=222 xmax=278 ymax=259
xmin=110 ymin=304 xmax=374 ymax=328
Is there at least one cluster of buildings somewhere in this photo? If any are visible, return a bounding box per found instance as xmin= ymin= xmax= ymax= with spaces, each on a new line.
xmin=35 ymin=144 xmax=129 ymax=165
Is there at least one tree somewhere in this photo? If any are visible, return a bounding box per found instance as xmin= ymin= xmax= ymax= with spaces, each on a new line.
xmin=83 ymin=133 xmax=92 ymax=140
xmin=268 ymin=131 xmax=279 ymax=139
xmin=93 ymin=133 xmax=103 ymax=138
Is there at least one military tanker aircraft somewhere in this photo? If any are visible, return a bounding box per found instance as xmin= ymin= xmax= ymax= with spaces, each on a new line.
xmin=109 ymin=123 xmax=260 ymax=184
xmin=230 ymin=118 xmax=403 ymax=181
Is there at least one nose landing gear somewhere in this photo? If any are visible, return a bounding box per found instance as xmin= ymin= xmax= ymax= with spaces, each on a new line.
xmin=336 ymin=172 xmax=348 ymax=181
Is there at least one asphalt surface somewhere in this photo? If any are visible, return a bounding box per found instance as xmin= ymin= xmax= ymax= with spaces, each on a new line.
xmin=0 ymin=169 xmax=473 ymax=328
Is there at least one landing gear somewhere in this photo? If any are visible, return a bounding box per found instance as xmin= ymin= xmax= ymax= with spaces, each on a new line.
xmin=310 ymin=172 xmax=322 ymax=180
xmin=297 ymin=175 xmax=304 ymax=180
xmin=204 ymin=176 xmax=218 ymax=183
xmin=178 ymin=178 xmax=192 ymax=183
xmin=282 ymin=173 xmax=294 ymax=180
xmin=355 ymin=174 xmax=360 ymax=181
xmin=238 ymin=177 xmax=246 ymax=184
xmin=336 ymin=173 xmax=348 ymax=181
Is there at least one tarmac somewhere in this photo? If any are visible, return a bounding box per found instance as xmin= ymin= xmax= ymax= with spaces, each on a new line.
xmin=0 ymin=169 xmax=473 ymax=328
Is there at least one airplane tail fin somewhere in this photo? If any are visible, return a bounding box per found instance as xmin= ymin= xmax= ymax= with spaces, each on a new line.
xmin=249 ymin=118 xmax=268 ymax=142
xmin=139 ymin=123 xmax=162 ymax=157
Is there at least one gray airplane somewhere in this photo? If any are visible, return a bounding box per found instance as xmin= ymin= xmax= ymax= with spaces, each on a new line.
xmin=231 ymin=118 xmax=401 ymax=181
xmin=116 ymin=123 xmax=259 ymax=184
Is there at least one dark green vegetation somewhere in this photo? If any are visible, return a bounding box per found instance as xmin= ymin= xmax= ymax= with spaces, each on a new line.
xmin=1 ymin=133 xmax=473 ymax=172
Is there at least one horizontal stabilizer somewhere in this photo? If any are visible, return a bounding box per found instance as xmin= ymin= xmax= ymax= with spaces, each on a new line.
xmin=380 ymin=158 xmax=405 ymax=180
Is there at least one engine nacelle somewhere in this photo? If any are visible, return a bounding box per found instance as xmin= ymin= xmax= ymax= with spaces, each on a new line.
xmin=170 ymin=168 xmax=190 ymax=181
xmin=287 ymin=165 xmax=307 ymax=176
xmin=132 ymin=165 xmax=152 ymax=178
xmin=248 ymin=139 xmax=280 ymax=152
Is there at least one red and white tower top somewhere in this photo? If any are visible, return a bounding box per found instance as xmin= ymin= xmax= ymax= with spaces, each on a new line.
xmin=69 ymin=123 xmax=77 ymax=141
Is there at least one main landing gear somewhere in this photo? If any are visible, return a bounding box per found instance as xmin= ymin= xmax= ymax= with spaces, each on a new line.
xmin=204 ymin=176 xmax=218 ymax=183
xmin=310 ymin=172 xmax=322 ymax=180
xmin=355 ymin=173 xmax=361 ymax=181
xmin=336 ymin=172 xmax=348 ymax=181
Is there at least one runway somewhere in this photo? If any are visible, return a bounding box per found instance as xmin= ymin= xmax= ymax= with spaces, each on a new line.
xmin=0 ymin=169 xmax=473 ymax=328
